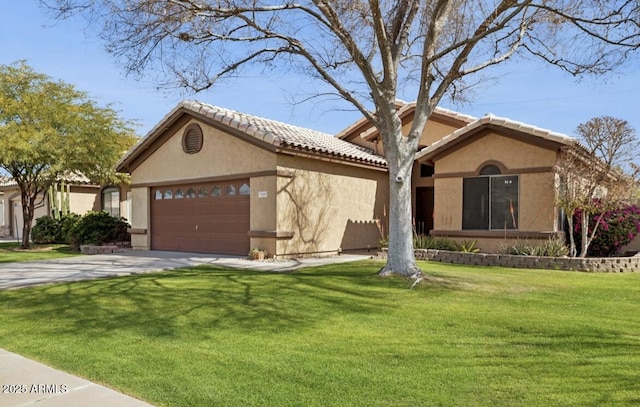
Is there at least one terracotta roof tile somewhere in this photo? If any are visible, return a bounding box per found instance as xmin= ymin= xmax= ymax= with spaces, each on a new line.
xmin=337 ymin=100 xmax=476 ymax=140
xmin=0 ymin=172 xmax=93 ymax=189
xmin=185 ymin=101 xmax=387 ymax=166
xmin=416 ymin=113 xmax=577 ymax=161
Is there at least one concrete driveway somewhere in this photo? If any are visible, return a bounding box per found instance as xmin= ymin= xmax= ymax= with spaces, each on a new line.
xmin=0 ymin=250 xmax=372 ymax=290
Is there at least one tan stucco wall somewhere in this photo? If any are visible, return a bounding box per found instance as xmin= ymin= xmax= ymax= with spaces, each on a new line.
xmin=68 ymin=186 xmax=100 ymax=214
xmin=431 ymin=131 xmax=560 ymax=252
xmin=372 ymin=116 xmax=463 ymax=157
xmin=435 ymin=132 xmax=557 ymax=174
xmin=129 ymin=186 xmax=150 ymax=250
xmin=413 ymin=119 xmax=462 ymax=147
xmin=249 ymin=175 xmax=278 ymax=255
xmin=119 ymin=184 xmax=132 ymax=222
xmin=9 ymin=193 xmax=48 ymax=239
xmin=433 ymin=178 xmax=462 ymax=230
xmin=274 ymin=155 xmax=388 ymax=256
xmin=131 ymin=119 xmax=276 ymax=185
xmin=519 ymin=173 xmax=557 ymax=232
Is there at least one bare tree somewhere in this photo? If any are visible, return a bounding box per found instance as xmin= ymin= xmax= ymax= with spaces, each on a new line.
xmin=44 ymin=0 xmax=640 ymax=277
xmin=556 ymin=116 xmax=639 ymax=257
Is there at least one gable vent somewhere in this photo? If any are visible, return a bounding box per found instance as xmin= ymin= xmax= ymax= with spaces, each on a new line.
xmin=182 ymin=123 xmax=203 ymax=154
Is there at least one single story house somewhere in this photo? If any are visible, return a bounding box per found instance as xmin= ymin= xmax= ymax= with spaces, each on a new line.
xmin=116 ymin=101 xmax=388 ymax=256
xmin=0 ymin=175 xmax=131 ymax=239
xmin=116 ymin=100 xmax=581 ymax=257
xmin=339 ymin=101 xmax=576 ymax=252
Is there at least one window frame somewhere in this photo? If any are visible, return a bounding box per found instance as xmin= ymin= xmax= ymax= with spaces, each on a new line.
xmin=462 ymin=166 xmax=519 ymax=231
xmin=101 ymin=186 xmax=121 ymax=218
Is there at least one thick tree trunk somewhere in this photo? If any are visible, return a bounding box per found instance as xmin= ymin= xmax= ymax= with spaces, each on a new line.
xmin=379 ymin=165 xmax=422 ymax=278
xmin=378 ymin=124 xmax=423 ymax=278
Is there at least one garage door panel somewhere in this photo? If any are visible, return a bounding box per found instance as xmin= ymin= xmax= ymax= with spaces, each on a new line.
xmin=151 ymin=180 xmax=250 ymax=255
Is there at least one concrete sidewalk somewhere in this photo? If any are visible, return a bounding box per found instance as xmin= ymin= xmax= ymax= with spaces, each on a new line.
xmin=0 ymin=250 xmax=373 ymax=405
xmin=0 ymin=348 xmax=153 ymax=406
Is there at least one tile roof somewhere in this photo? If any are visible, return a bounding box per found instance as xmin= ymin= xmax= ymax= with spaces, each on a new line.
xmin=118 ymin=100 xmax=387 ymax=170
xmin=415 ymin=113 xmax=577 ymax=161
xmin=337 ymin=100 xmax=476 ymax=140
xmin=0 ymin=173 xmax=93 ymax=189
xmin=400 ymin=101 xmax=477 ymax=124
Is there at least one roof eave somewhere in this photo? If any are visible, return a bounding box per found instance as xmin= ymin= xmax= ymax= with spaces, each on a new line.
xmin=116 ymin=104 xmax=190 ymax=173
xmin=415 ymin=116 xmax=576 ymax=163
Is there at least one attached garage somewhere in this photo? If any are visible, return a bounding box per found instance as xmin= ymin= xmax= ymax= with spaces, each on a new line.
xmin=150 ymin=179 xmax=250 ymax=254
xmin=116 ymin=100 xmax=388 ymax=257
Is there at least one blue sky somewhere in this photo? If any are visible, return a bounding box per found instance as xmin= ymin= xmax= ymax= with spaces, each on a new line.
xmin=3 ymin=2 xmax=639 ymax=139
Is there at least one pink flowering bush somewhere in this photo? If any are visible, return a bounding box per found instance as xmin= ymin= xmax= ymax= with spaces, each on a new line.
xmin=574 ymin=205 xmax=640 ymax=257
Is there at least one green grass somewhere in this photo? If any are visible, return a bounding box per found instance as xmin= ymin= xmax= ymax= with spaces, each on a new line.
xmin=0 ymin=260 xmax=639 ymax=406
xmin=0 ymin=242 xmax=79 ymax=263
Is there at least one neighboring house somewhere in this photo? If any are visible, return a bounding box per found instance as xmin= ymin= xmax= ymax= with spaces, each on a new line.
xmin=117 ymin=100 xmax=583 ymax=257
xmin=0 ymin=174 xmax=131 ymax=240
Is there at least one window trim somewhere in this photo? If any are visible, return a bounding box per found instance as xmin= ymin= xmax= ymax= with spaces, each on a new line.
xmin=101 ymin=186 xmax=121 ymax=218
xmin=462 ymin=165 xmax=519 ymax=231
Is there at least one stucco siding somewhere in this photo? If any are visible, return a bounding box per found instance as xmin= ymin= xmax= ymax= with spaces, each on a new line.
xmin=415 ymin=119 xmax=462 ymax=147
xmin=68 ymin=186 xmax=100 ymax=214
xmin=431 ymin=131 xmax=561 ymax=252
xmin=249 ymin=175 xmax=278 ymax=255
xmin=435 ymin=132 xmax=557 ymax=174
xmin=10 ymin=194 xmax=47 ymax=239
xmin=373 ymin=117 xmax=461 ymax=157
xmin=433 ymin=178 xmax=462 ymax=230
xmin=433 ymin=173 xmax=557 ymax=234
xmin=130 ymin=187 xmax=150 ymax=250
xmin=275 ymin=155 xmax=388 ymax=256
xmin=131 ymin=119 xmax=277 ymax=185
xmin=519 ymin=172 xmax=557 ymax=232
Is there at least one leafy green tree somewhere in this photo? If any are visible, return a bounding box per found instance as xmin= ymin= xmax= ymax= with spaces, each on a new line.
xmin=0 ymin=62 xmax=137 ymax=248
xmin=46 ymin=0 xmax=640 ymax=277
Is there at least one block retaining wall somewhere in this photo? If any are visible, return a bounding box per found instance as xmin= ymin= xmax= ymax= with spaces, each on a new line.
xmin=380 ymin=249 xmax=640 ymax=273
xmin=80 ymin=245 xmax=131 ymax=255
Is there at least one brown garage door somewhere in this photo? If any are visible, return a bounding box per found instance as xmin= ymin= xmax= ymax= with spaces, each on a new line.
xmin=150 ymin=179 xmax=250 ymax=255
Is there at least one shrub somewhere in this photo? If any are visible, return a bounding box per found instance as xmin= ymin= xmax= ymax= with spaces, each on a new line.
xmin=413 ymin=235 xmax=457 ymax=250
xmin=455 ymin=240 xmax=480 ymax=253
xmin=60 ymin=213 xmax=82 ymax=245
xmin=377 ymin=234 xmax=456 ymax=250
xmin=68 ymin=211 xmax=131 ymax=249
xmin=501 ymin=238 xmax=569 ymax=257
xmin=574 ymin=205 xmax=640 ymax=257
xmin=31 ymin=216 xmax=62 ymax=244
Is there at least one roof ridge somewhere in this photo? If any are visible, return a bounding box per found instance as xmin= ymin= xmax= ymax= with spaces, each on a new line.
xmin=415 ymin=113 xmax=577 ymax=162
xmin=190 ymin=100 xmax=333 ymax=134
xmin=336 ymin=101 xmax=476 ymax=140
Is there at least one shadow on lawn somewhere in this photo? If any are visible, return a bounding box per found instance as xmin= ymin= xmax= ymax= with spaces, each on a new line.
xmin=0 ymin=262 xmax=419 ymax=339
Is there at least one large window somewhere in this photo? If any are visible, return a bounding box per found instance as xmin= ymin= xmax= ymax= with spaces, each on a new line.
xmin=462 ymin=165 xmax=518 ymax=230
xmin=102 ymin=187 xmax=120 ymax=217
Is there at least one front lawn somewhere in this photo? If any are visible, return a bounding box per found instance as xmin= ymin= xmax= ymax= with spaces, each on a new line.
xmin=0 ymin=242 xmax=79 ymax=263
xmin=0 ymin=260 xmax=638 ymax=406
